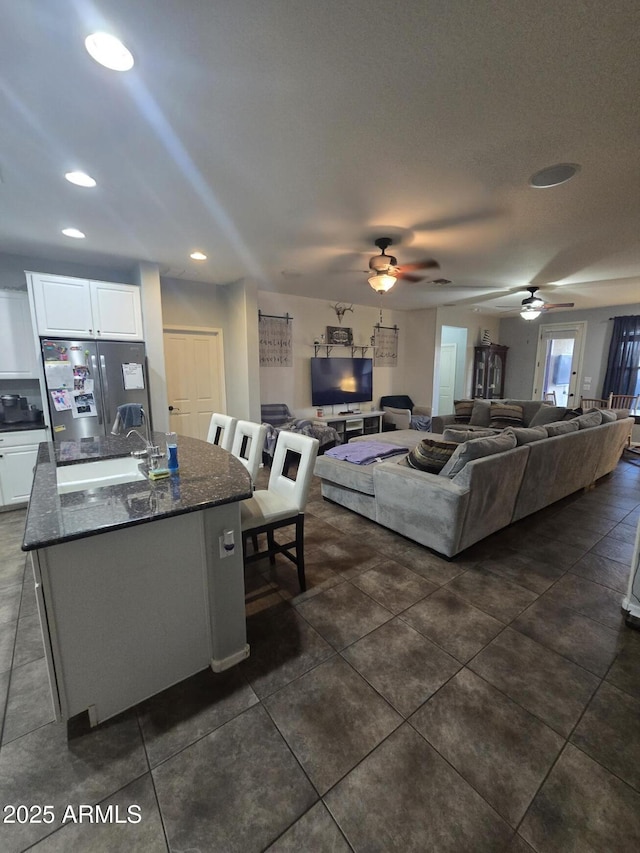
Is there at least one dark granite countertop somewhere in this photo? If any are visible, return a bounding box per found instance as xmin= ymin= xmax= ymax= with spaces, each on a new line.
xmin=23 ymin=432 xmax=252 ymax=551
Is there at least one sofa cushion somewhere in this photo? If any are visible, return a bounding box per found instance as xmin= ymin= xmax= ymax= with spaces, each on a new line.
xmin=575 ymin=410 xmax=603 ymax=429
xmin=453 ymin=400 xmax=474 ymax=423
xmin=545 ymin=420 xmax=579 ymax=436
xmin=508 ymin=400 xmax=548 ymax=427
xmin=529 ymin=405 xmax=568 ymax=426
xmin=470 ymin=399 xmax=492 ymax=426
xmin=599 ymin=408 xmax=618 ymax=423
xmin=489 ymin=401 xmax=524 ymax=429
xmin=406 ymin=438 xmax=458 ymax=474
xmin=561 ymin=407 xmax=582 ymax=420
xmin=443 ymin=427 xmax=500 ymax=444
xmin=439 ymin=430 xmax=518 ymax=478
xmin=502 ymin=425 xmax=548 ymax=446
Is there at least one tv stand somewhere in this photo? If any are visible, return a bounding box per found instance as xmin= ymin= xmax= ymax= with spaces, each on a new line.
xmin=313 ymin=411 xmax=384 ymax=443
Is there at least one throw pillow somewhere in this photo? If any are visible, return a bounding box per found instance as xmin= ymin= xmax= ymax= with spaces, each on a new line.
xmin=470 ymin=399 xmax=492 ymax=426
xmin=545 ymin=420 xmax=579 ymax=436
xmin=529 ymin=405 xmax=568 ymax=426
xmin=575 ymin=410 xmax=603 ymax=429
xmin=406 ymin=438 xmax=458 ymax=474
xmin=439 ymin=430 xmax=518 ymax=478
xmin=443 ymin=427 xmax=500 ymax=444
xmin=599 ymin=408 xmax=617 ymax=423
xmin=489 ymin=401 xmax=524 ymax=429
xmin=453 ymin=400 xmax=474 ymax=423
xmin=561 ymin=407 xmax=582 ymax=420
xmin=502 ymin=425 xmax=548 ymax=446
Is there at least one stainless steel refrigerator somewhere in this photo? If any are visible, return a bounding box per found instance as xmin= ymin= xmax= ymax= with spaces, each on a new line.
xmin=41 ymin=338 xmax=151 ymax=443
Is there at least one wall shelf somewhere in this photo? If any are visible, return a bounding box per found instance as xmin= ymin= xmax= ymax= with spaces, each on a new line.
xmin=313 ymin=344 xmax=371 ymax=357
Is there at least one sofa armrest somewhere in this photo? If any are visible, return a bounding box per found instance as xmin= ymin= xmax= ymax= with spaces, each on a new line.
xmin=373 ymin=462 xmax=470 ymax=556
xmin=413 ymin=405 xmax=432 ymax=417
xmin=431 ymin=414 xmax=456 ymax=434
xmin=383 ymin=406 xmax=411 ymax=431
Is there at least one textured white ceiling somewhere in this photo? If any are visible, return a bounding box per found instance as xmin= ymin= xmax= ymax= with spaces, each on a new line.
xmin=1 ymin=0 xmax=638 ymax=314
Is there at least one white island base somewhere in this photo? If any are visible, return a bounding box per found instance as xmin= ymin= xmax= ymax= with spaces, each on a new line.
xmin=31 ymin=503 xmax=248 ymax=726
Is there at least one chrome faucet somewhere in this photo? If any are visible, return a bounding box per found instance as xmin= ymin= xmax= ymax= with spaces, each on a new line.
xmin=126 ymin=427 xmax=163 ymax=469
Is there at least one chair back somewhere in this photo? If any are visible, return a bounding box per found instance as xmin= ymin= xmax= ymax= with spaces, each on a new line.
xmin=268 ymin=431 xmax=319 ymax=512
xmin=609 ymin=394 xmax=638 ymax=411
xmin=543 ymin=391 xmax=557 ymax=404
xmin=580 ymin=396 xmax=612 ymax=410
xmin=206 ymin=413 xmax=237 ymax=450
xmin=231 ymin=420 xmax=267 ymax=483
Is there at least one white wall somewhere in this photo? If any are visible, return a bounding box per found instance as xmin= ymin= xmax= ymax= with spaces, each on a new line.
xmin=257 ymin=291 xmax=408 ymax=417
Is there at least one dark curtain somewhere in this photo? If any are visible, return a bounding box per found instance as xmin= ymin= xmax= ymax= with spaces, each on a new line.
xmin=602 ymin=315 xmax=640 ymax=397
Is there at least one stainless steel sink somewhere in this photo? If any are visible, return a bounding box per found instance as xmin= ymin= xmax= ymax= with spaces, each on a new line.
xmin=56 ymin=456 xmax=147 ymax=494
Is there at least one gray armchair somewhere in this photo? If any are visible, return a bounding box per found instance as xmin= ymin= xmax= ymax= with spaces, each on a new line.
xmin=379 ymin=395 xmax=432 ymax=431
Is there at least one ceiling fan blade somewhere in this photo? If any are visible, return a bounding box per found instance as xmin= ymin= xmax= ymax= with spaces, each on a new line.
xmin=544 ymin=302 xmax=575 ymax=309
xmin=397 ymin=272 xmax=425 ymax=283
xmin=398 ymin=258 xmax=440 ymax=272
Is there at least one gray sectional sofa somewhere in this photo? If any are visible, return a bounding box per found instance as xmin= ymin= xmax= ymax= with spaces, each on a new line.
xmin=313 ymin=401 xmax=633 ymax=558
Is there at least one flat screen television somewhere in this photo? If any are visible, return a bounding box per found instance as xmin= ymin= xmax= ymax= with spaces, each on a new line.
xmin=310 ymin=357 xmax=373 ymax=408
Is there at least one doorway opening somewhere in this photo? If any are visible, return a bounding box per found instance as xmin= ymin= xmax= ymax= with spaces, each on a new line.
xmin=439 ymin=326 xmax=468 ymax=414
xmin=532 ymin=322 xmax=586 ymax=407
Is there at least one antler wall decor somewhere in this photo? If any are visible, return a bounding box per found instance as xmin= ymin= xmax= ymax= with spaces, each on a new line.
xmin=330 ymin=302 xmax=354 ymax=324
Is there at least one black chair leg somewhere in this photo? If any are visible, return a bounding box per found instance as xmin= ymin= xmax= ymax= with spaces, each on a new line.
xmin=266 ymin=529 xmax=276 ymax=565
xmin=295 ymin=515 xmax=306 ymax=592
xmin=251 ymin=533 xmax=259 ymax=553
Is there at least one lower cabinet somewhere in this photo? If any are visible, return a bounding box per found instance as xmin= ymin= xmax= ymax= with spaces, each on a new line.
xmin=0 ymin=430 xmax=46 ymax=507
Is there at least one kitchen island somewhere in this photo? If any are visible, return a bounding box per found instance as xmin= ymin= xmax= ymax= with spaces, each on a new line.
xmin=23 ymin=432 xmax=253 ymax=727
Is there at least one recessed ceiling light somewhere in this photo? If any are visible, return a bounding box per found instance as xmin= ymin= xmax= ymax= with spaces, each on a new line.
xmin=529 ymin=163 xmax=581 ymax=188
xmin=190 ymin=251 xmax=207 ymax=261
xmin=62 ymin=228 xmax=86 ymax=239
xmin=65 ymin=171 xmax=96 ymax=188
xmin=85 ymin=32 xmax=134 ymax=71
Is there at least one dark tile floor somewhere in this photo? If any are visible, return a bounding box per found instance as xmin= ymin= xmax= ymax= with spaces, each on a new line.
xmin=1 ymin=456 xmax=640 ymax=851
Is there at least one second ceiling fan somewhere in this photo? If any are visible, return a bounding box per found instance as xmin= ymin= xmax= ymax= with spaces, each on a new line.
xmin=519 ymin=286 xmax=574 ymax=320
xmin=367 ymin=237 xmax=440 ymax=293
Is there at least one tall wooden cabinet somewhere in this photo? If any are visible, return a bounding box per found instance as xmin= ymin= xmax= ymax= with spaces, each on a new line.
xmin=473 ymin=344 xmax=508 ymax=399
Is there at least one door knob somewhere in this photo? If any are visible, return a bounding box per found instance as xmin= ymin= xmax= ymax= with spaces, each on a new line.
xmin=168 ymin=405 xmax=180 ymax=411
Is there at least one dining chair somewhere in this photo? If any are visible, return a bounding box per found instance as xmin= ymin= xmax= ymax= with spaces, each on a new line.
xmin=580 ymin=396 xmax=612 ymax=409
xmin=206 ymin=413 xmax=237 ymax=450
xmin=240 ymin=431 xmax=319 ymax=592
xmin=543 ymin=391 xmax=557 ymax=404
xmin=231 ymin=420 xmax=267 ymax=485
xmin=609 ymin=394 xmax=639 ymax=412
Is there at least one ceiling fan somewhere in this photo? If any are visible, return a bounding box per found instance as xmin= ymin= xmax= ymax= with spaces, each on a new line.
xmin=519 ymin=286 xmax=574 ymax=320
xmin=367 ymin=237 xmax=440 ymax=293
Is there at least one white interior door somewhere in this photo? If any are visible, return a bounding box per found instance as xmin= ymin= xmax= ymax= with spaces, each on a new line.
xmin=164 ymin=328 xmax=226 ymax=440
xmin=438 ymin=343 xmax=457 ymax=414
xmin=532 ymin=322 xmax=586 ymax=407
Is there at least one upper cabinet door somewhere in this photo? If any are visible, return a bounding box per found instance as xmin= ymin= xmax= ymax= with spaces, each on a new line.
xmin=90 ymin=281 xmax=144 ymax=340
xmin=27 ymin=273 xmax=144 ymax=341
xmin=30 ymin=274 xmax=94 ymax=337
xmin=0 ymin=290 xmax=39 ymax=378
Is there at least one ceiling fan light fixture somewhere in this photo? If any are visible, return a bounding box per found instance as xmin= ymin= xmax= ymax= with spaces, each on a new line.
xmin=520 ymin=307 xmax=541 ymax=320
xmin=368 ymin=272 xmax=396 ymax=293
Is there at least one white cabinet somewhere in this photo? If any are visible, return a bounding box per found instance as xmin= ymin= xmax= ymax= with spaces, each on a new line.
xmin=0 ymin=290 xmax=39 ymax=379
xmin=27 ymin=273 xmax=143 ymax=340
xmin=0 ymin=429 xmax=46 ymax=506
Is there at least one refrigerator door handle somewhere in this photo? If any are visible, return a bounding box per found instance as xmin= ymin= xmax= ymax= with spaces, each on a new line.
xmin=90 ymin=353 xmax=103 ymax=426
xmin=99 ymin=354 xmax=110 ymax=426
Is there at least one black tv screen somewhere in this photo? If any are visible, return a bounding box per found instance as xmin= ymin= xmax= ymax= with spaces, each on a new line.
xmin=310 ymin=357 xmax=373 ymax=407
